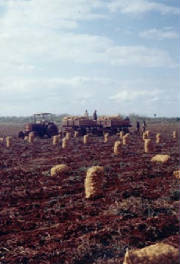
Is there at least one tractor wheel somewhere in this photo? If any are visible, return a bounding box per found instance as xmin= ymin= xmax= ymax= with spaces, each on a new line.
xmin=18 ymin=131 xmax=25 ymax=139
xmin=46 ymin=124 xmax=58 ymax=138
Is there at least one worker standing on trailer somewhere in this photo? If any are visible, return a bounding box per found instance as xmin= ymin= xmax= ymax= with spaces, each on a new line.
xmin=136 ymin=121 xmax=140 ymax=134
xmin=93 ymin=110 xmax=97 ymax=120
xmin=142 ymin=120 xmax=146 ymax=132
xmin=84 ymin=110 xmax=89 ymax=118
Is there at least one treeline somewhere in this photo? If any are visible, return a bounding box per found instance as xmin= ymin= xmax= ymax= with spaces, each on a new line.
xmin=128 ymin=114 xmax=180 ymax=124
xmin=0 ymin=114 xmax=68 ymax=124
xmin=0 ymin=114 xmax=179 ymax=124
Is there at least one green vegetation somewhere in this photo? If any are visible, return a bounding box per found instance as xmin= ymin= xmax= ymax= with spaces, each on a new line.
xmin=128 ymin=114 xmax=180 ymax=125
xmin=0 ymin=114 xmax=68 ymax=125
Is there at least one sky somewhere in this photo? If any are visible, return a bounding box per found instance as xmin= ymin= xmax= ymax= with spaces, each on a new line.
xmin=0 ymin=0 xmax=179 ymax=117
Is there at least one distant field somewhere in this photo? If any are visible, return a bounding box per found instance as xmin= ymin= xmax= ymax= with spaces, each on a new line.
xmin=0 ymin=123 xmax=25 ymax=137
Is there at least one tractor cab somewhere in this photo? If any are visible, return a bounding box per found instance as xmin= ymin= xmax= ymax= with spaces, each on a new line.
xmin=33 ymin=113 xmax=53 ymax=124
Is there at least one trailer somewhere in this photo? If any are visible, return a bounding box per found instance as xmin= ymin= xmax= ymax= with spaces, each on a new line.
xmin=61 ymin=115 xmax=131 ymax=136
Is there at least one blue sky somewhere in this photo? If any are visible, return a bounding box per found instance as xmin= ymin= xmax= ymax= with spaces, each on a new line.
xmin=0 ymin=0 xmax=179 ymax=117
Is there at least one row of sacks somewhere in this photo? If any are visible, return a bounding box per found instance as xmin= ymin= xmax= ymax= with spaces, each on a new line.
xmin=142 ymin=130 xmax=177 ymax=153
xmin=105 ymin=132 xmax=130 ymax=145
xmin=52 ymin=133 xmax=130 ymax=150
xmin=115 ymin=130 xmax=178 ymax=153
xmin=21 ymin=129 xmax=179 ymax=146
xmin=1 ymin=132 xmax=42 ymax=145
xmin=53 ymin=135 xmax=174 ymax=159
xmin=113 ymin=139 xmax=172 ymax=156
xmin=52 ymin=132 xmax=130 ymax=148
xmin=53 ymin=132 xmax=129 ymax=145
xmin=58 ymin=130 xmax=177 ymax=143
xmin=52 ymin=134 xmax=89 ymax=146
xmin=50 ymin=164 xmax=180 ymax=199
xmin=52 ymin=131 xmax=177 ymax=153
xmin=1 ymin=134 xmax=38 ymax=146
xmin=2 ymin=129 xmax=177 ymax=148
xmin=54 ymin=130 xmax=177 ymax=143
xmin=143 ymin=130 xmax=177 ymax=141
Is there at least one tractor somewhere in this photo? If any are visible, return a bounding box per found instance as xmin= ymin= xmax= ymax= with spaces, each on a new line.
xmin=18 ymin=113 xmax=58 ymax=139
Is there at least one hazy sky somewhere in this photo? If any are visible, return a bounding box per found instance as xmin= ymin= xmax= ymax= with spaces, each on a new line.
xmin=0 ymin=0 xmax=179 ymax=117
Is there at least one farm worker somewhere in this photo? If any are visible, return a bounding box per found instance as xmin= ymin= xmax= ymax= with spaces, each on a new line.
xmin=142 ymin=120 xmax=146 ymax=132
xmin=93 ymin=110 xmax=97 ymax=120
xmin=136 ymin=121 xmax=140 ymax=134
xmin=84 ymin=110 xmax=89 ymax=118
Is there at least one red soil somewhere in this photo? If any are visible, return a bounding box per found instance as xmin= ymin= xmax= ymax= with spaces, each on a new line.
xmin=0 ymin=122 xmax=179 ymax=263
